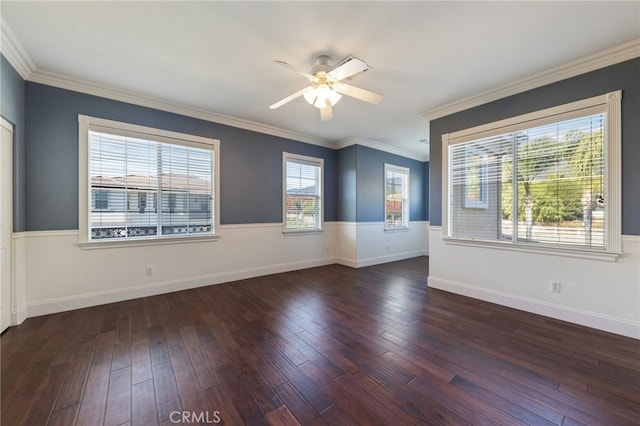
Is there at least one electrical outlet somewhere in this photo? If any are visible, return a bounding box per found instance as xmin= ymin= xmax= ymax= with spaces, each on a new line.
xmin=145 ymin=266 xmax=152 ymax=276
xmin=550 ymin=281 xmax=561 ymax=293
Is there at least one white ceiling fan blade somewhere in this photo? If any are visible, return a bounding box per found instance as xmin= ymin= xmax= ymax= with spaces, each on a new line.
xmin=320 ymin=102 xmax=333 ymax=121
xmin=269 ymin=87 xmax=312 ymax=109
xmin=327 ymin=57 xmax=368 ymax=82
xmin=333 ymin=82 xmax=383 ymax=104
xmin=274 ymin=60 xmax=315 ymax=80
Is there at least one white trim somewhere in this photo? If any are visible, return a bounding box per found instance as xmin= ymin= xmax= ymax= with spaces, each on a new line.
xmin=0 ymin=18 xmax=35 ymax=79
xmin=338 ymin=220 xmax=429 ymax=228
xmin=78 ymin=234 xmax=221 ymax=250
xmin=445 ymin=92 xmax=613 ymax=143
xmin=336 ymin=137 xmax=429 ymax=162
xmin=441 ymin=134 xmax=450 ymax=238
xmin=18 ymin=229 xmax=77 ymax=239
xmin=428 ymin=275 xmax=640 ymax=340
xmin=79 ymin=115 xmax=220 ymax=148
xmin=605 ymin=91 xmax=623 ymax=255
xmin=29 ymin=69 xmax=333 ymax=149
xmin=219 ymin=222 xmax=282 ymax=230
xmin=422 ymin=39 xmax=640 ymax=121
xmin=442 ymin=238 xmax=619 ymax=262
xmin=349 ymin=250 xmax=427 ymax=269
xmin=10 ymin=232 xmax=27 ymax=325
xmin=0 ymin=117 xmax=13 ymax=132
xmin=1 ymin=118 xmax=13 ymax=332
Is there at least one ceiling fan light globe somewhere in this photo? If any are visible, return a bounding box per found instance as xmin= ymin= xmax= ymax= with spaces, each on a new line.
xmin=312 ymin=85 xmax=342 ymax=108
xmin=313 ymin=95 xmax=327 ymax=109
xmin=302 ymin=88 xmax=317 ymax=105
xmin=328 ymin=90 xmax=342 ymax=106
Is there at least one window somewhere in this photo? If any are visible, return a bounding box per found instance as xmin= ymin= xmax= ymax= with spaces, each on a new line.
xmin=93 ymin=190 xmax=109 ymax=210
xmin=283 ymin=152 xmax=323 ymax=232
xmin=442 ymin=91 xmax=621 ymax=259
xmin=385 ymin=164 xmax=410 ymax=229
xmin=78 ymin=115 xmax=220 ymax=246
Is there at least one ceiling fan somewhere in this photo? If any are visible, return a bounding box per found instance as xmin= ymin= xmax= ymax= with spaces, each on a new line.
xmin=270 ymin=54 xmax=383 ymax=121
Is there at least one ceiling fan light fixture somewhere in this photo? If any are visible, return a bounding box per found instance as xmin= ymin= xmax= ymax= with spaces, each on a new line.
xmin=311 ymin=84 xmax=342 ymax=109
xmin=303 ymin=87 xmax=317 ymax=105
xmin=271 ymin=55 xmax=381 ymax=119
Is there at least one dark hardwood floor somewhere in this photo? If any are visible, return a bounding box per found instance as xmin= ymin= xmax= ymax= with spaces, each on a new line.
xmin=1 ymin=256 xmax=639 ymax=425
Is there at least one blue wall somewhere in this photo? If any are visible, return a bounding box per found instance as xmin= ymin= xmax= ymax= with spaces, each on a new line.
xmin=24 ymin=82 xmax=339 ymax=230
xmin=429 ymin=58 xmax=640 ymax=235
xmin=4 ymin=59 xmax=428 ymax=232
xmin=0 ymin=55 xmax=26 ymax=232
xmin=336 ymin=144 xmax=358 ymax=222
xmin=336 ymin=145 xmax=428 ymax=223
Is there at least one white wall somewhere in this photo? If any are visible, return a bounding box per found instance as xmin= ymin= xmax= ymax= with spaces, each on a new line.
xmin=13 ymin=221 xmax=429 ymax=321
xmin=428 ymin=226 xmax=640 ymax=339
xmin=334 ymin=221 xmax=429 ymax=268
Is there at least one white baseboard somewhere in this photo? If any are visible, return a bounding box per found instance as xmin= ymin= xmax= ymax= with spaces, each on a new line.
xmin=0 ymin=308 xmax=9 ymax=333
xmin=26 ymin=256 xmax=335 ymax=318
xmin=354 ymin=250 xmax=428 ymax=268
xmin=334 ymin=257 xmax=358 ymax=268
xmin=11 ymin=306 xmax=27 ymax=325
xmin=428 ymin=275 xmax=640 ymax=339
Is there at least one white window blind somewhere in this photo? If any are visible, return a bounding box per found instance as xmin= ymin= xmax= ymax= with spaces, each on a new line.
xmin=385 ymin=164 xmax=410 ymax=229
xmin=88 ymin=127 xmax=215 ymax=241
xmin=443 ymin=92 xmax=620 ymax=252
xmin=283 ymin=153 xmax=323 ymax=231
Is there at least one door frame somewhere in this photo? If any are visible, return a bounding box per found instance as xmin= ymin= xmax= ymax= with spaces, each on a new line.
xmin=1 ymin=116 xmax=13 ymax=333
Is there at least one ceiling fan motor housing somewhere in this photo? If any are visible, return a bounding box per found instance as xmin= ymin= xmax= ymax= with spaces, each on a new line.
xmin=311 ymin=54 xmax=334 ymax=76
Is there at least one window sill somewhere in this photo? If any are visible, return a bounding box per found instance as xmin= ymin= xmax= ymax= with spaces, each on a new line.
xmin=78 ymin=234 xmax=220 ymax=250
xmin=443 ymin=237 xmax=621 ymax=262
xmin=282 ymin=228 xmax=324 ymax=236
xmin=385 ymin=226 xmax=410 ymax=233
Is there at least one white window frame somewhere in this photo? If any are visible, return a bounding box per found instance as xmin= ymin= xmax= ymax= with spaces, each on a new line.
xmin=78 ymin=115 xmax=220 ymax=248
xmin=442 ymin=91 xmax=622 ymax=261
xmin=384 ymin=163 xmax=410 ymax=231
xmin=282 ymin=152 xmax=324 ymax=234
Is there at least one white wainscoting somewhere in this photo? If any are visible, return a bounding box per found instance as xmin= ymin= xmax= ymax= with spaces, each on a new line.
xmin=428 ymin=226 xmax=640 ymax=339
xmin=11 ymin=232 xmax=27 ymax=325
xmin=20 ymin=223 xmax=334 ymax=319
xmin=14 ymin=221 xmax=430 ymax=321
xmin=334 ymin=221 xmax=429 ymax=268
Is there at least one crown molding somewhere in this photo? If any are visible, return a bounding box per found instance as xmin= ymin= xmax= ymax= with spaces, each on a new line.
xmin=0 ymin=18 xmax=35 ymax=79
xmin=26 ymin=69 xmax=334 ymax=149
xmin=336 ymin=137 xmax=428 ymax=162
xmin=28 ymin=70 xmax=427 ymax=160
xmin=422 ymin=39 xmax=640 ymax=122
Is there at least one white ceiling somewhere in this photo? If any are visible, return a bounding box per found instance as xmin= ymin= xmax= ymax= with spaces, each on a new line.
xmin=2 ymin=1 xmax=639 ymax=160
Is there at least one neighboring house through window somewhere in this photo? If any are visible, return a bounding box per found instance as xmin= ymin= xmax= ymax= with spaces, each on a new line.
xmin=442 ymin=91 xmax=621 ymax=260
xmin=93 ymin=190 xmax=109 ymax=210
xmin=283 ymin=152 xmax=323 ymax=232
xmin=78 ymin=115 xmax=220 ymax=245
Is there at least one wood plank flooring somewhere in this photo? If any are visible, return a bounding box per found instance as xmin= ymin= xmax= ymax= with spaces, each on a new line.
xmin=1 ymin=257 xmax=639 ymax=425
